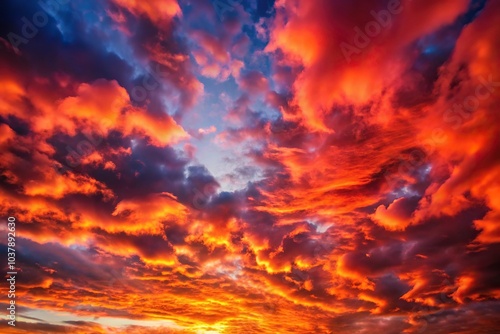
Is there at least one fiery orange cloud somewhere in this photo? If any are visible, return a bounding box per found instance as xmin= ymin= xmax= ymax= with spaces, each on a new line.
xmin=111 ymin=0 xmax=181 ymax=24
xmin=267 ymin=0 xmax=470 ymax=132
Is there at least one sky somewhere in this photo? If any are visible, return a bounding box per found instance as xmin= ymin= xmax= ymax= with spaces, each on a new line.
xmin=0 ymin=0 xmax=499 ymax=333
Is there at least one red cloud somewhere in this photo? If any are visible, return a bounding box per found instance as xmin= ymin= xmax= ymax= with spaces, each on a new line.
xmin=267 ymin=0 xmax=470 ymax=132
xmin=111 ymin=0 xmax=181 ymax=25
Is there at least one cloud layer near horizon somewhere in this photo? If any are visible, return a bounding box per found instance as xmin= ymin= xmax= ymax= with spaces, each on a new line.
xmin=1 ymin=0 xmax=499 ymax=333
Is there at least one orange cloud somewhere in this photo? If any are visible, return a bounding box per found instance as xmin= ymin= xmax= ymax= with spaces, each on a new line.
xmin=55 ymin=79 xmax=189 ymax=146
xmin=111 ymin=0 xmax=181 ymax=24
xmin=111 ymin=193 xmax=189 ymax=234
xmin=372 ymin=197 xmax=417 ymax=231
xmin=267 ymin=0 xmax=470 ymax=132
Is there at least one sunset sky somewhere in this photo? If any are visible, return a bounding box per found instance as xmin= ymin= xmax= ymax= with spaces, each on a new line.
xmin=1 ymin=0 xmax=500 ymax=333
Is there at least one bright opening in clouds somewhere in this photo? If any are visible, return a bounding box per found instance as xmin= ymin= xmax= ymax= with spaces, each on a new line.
xmin=1 ymin=0 xmax=500 ymax=333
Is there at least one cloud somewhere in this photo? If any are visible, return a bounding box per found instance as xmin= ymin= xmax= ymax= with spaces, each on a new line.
xmin=1 ymin=0 xmax=499 ymax=333
xmin=237 ymin=70 xmax=269 ymax=95
xmin=372 ymin=196 xmax=419 ymax=231
xmin=198 ymin=125 xmax=217 ymax=135
xmin=266 ymin=0 xmax=470 ymax=132
xmin=110 ymin=0 xmax=181 ymax=25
